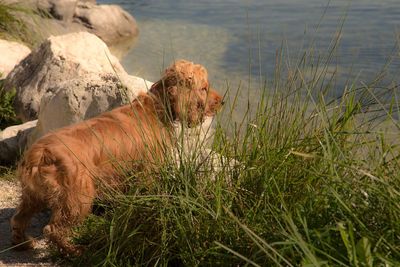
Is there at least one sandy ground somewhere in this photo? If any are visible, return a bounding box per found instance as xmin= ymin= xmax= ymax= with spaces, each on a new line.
xmin=0 ymin=180 xmax=57 ymax=266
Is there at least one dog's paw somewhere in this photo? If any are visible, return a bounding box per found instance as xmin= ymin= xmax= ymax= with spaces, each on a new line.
xmin=61 ymin=244 xmax=85 ymax=257
xmin=11 ymin=234 xmax=35 ymax=250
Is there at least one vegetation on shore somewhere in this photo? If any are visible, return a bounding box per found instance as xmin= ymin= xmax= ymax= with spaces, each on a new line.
xmin=66 ymin=46 xmax=400 ymax=266
xmin=0 ymin=1 xmax=35 ymax=129
xmin=0 ymin=3 xmax=398 ymax=266
xmin=0 ymin=1 xmax=39 ymax=47
xmin=0 ymin=80 xmax=20 ymax=129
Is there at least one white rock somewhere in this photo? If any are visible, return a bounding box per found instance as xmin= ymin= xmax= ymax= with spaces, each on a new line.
xmin=0 ymin=40 xmax=31 ymax=78
xmin=4 ymin=32 xmax=141 ymax=121
xmin=0 ymin=120 xmax=37 ymax=164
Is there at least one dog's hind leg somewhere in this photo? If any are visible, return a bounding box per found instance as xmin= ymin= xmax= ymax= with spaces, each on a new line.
xmin=43 ymin=173 xmax=95 ymax=256
xmin=11 ymin=193 xmax=44 ymax=250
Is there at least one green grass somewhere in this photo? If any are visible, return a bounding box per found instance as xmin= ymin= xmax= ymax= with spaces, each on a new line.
xmin=0 ymin=4 xmax=396 ymax=264
xmin=0 ymin=165 xmax=16 ymax=181
xmin=0 ymin=1 xmax=31 ymax=44
xmin=64 ymin=46 xmax=400 ymax=266
xmin=0 ymin=0 xmax=42 ymax=47
xmin=0 ymin=80 xmax=20 ymax=129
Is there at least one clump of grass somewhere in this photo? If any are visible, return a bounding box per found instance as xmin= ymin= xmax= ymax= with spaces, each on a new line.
xmin=0 ymin=165 xmax=16 ymax=181
xmin=0 ymin=80 xmax=20 ymax=129
xmin=0 ymin=1 xmax=40 ymax=47
xmin=66 ymin=48 xmax=399 ymax=266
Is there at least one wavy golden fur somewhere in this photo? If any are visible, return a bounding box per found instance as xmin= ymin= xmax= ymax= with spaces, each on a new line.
xmin=10 ymin=60 xmax=223 ymax=255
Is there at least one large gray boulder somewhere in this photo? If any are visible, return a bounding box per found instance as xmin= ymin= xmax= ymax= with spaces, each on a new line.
xmin=73 ymin=2 xmax=138 ymax=48
xmin=28 ymin=73 xmax=152 ymax=144
xmin=34 ymin=0 xmax=138 ymax=52
xmin=0 ymin=39 xmax=31 ymax=78
xmin=37 ymin=0 xmax=78 ymax=22
xmin=4 ymin=32 xmax=145 ymax=122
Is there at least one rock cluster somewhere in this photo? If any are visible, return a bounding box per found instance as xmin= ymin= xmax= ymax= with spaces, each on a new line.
xmin=0 ymin=0 xmax=143 ymax=163
xmin=4 ymin=32 xmax=150 ymax=122
xmin=3 ymin=0 xmax=138 ymax=58
xmin=0 ymin=31 xmax=151 ymax=163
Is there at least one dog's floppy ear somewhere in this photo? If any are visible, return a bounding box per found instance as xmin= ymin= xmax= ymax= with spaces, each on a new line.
xmin=149 ymin=80 xmax=163 ymax=95
xmin=149 ymin=81 xmax=178 ymax=122
xmin=150 ymin=81 xmax=176 ymax=103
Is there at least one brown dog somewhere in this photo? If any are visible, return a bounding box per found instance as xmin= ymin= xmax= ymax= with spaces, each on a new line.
xmin=10 ymin=60 xmax=223 ymax=255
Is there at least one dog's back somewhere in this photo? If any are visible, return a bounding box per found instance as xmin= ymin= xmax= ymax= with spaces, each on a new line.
xmin=19 ymin=93 xmax=168 ymax=198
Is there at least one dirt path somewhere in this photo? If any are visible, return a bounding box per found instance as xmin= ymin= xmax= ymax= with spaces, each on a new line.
xmin=0 ymin=180 xmax=56 ymax=266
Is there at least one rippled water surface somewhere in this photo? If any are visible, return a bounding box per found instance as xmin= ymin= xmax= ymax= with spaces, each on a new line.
xmin=98 ymin=0 xmax=400 ymax=95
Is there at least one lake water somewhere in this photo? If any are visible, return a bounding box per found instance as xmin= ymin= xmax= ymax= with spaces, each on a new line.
xmin=98 ymin=0 xmax=400 ymax=99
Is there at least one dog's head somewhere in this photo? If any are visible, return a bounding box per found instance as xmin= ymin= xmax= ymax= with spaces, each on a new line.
xmin=150 ymin=60 xmax=223 ymax=126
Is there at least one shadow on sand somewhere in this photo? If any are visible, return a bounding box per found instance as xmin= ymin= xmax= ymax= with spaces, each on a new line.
xmin=0 ymin=207 xmax=54 ymax=266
